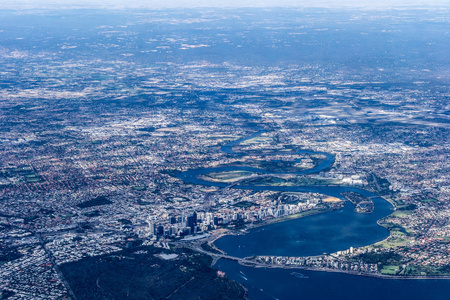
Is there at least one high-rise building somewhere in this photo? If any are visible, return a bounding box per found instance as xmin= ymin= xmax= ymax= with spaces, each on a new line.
xmin=187 ymin=211 xmax=197 ymax=232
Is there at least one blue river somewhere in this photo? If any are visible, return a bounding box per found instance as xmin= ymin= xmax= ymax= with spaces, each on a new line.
xmin=215 ymin=258 xmax=450 ymax=300
xmin=176 ymin=131 xmax=450 ymax=299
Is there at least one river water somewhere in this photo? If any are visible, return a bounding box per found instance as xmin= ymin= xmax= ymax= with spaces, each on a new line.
xmin=213 ymin=200 xmax=450 ymax=300
xmin=176 ymin=132 xmax=450 ymax=299
xmin=214 ymin=199 xmax=390 ymax=258
xmin=215 ymin=258 xmax=450 ymax=300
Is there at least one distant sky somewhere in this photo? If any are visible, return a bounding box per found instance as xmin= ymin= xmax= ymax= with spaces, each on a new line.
xmin=1 ymin=0 xmax=449 ymax=9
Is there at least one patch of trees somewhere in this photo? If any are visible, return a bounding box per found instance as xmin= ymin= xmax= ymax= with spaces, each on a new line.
xmin=77 ymin=196 xmax=112 ymax=208
xmin=356 ymin=251 xmax=404 ymax=266
xmin=60 ymin=246 xmax=245 ymax=300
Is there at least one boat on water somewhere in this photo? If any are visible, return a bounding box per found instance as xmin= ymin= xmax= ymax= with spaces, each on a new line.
xmin=290 ymin=272 xmax=308 ymax=279
xmin=239 ymin=274 xmax=248 ymax=281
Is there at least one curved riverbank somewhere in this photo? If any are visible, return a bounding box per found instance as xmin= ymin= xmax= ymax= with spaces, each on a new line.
xmin=213 ymin=198 xmax=391 ymax=258
xmin=177 ymin=131 xmax=392 ymax=254
xmin=175 ymin=131 xmax=449 ymax=299
xmin=215 ymin=258 xmax=450 ymax=300
xmin=177 ymin=130 xmax=393 ymax=258
xmin=238 ymin=260 xmax=450 ymax=280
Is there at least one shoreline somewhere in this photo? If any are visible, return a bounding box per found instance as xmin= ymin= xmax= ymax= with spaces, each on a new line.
xmin=202 ymin=207 xmax=449 ymax=281
xmin=204 ymin=207 xmax=336 ymax=242
xmin=237 ymin=260 xmax=450 ymax=280
xmin=188 ymin=236 xmax=450 ymax=281
xmin=243 ymin=206 xmax=337 ymax=230
xmin=205 ymin=206 xmax=339 ymax=253
xmin=179 ymin=131 xmax=443 ymax=282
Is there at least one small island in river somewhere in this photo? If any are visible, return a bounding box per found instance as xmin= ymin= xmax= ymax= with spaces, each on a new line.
xmin=175 ymin=131 xmax=450 ymax=279
xmin=341 ymin=191 xmax=374 ymax=213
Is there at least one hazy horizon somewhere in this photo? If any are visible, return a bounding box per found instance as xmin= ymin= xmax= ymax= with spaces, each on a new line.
xmin=1 ymin=0 xmax=449 ymax=10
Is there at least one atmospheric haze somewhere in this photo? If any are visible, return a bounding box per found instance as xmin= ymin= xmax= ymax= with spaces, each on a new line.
xmin=1 ymin=0 xmax=449 ymax=9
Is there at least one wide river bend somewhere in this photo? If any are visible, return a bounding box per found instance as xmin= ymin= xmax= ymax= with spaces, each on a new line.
xmin=176 ymin=131 xmax=450 ymax=299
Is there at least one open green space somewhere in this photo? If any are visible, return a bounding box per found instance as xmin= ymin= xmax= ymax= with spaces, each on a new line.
xmin=391 ymin=210 xmax=414 ymax=218
xmin=440 ymin=237 xmax=450 ymax=243
xmin=421 ymin=198 xmax=438 ymax=204
xmin=25 ymin=177 xmax=41 ymax=183
xmin=132 ymin=185 xmax=147 ymax=191
xmin=375 ymin=236 xmax=409 ymax=248
xmin=233 ymin=201 xmax=259 ymax=208
xmin=379 ymin=219 xmax=414 ymax=236
xmin=240 ymin=175 xmax=338 ymax=187
xmin=401 ymin=264 xmax=450 ymax=276
xmin=203 ymin=170 xmax=256 ymax=183
xmin=356 ymin=251 xmax=405 ymax=268
xmin=381 ymin=265 xmax=400 ymax=275
xmin=252 ymin=160 xmax=310 ymax=173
